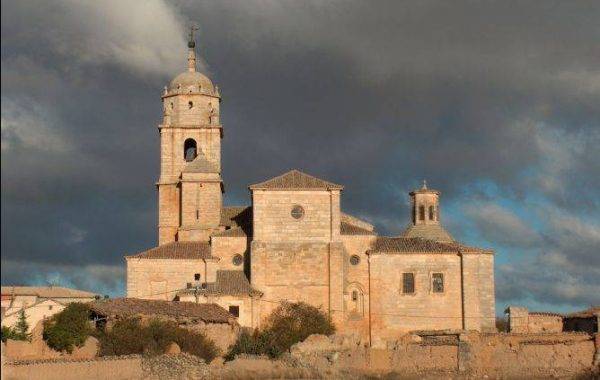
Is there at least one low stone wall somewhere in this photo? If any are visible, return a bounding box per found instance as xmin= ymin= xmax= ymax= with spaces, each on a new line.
xmin=4 ymin=336 xmax=98 ymax=361
xmin=505 ymin=306 xmax=564 ymax=333
xmin=289 ymin=332 xmax=599 ymax=378
xmin=3 ymin=356 xmax=143 ymax=380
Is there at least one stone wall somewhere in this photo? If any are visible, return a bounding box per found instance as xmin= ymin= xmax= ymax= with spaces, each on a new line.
xmin=210 ymin=236 xmax=247 ymax=271
xmin=288 ymin=332 xmax=598 ymax=378
xmin=3 ymin=356 xmax=142 ymax=380
xmin=251 ymin=241 xmax=331 ymax=326
xmin=252 ymin=190 xmax=340 ymax=243
xmin=368 ymin=253 xmax=464 ymax=344
xmin=126 ymin=258 xmax=212 ymax=300
xmin=506 ymin=306 xmax=564 ymax=333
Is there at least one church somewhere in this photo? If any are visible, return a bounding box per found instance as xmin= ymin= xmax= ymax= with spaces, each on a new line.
xmin=125 ymin=32 xmax=496 ymax=345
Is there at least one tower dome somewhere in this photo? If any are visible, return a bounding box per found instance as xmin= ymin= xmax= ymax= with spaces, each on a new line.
xmin=168 ymin=71 xmax=214 ymax=92
xmin=166 ymin=26 xmax=216 ymax=94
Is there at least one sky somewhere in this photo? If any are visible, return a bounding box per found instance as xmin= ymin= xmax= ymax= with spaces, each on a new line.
xmin=1 ymin=1 xmax=599 ymax=314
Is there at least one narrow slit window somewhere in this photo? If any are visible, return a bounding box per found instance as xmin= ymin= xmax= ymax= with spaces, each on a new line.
xmin=432 ymin=273 xmax=444 ymax=293
xmin=403 ymin=273 xmax=415 ymax=294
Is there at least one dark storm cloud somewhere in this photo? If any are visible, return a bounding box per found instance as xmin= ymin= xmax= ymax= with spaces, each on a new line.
xmin=2 ymin=1 xmax=599 ymax=305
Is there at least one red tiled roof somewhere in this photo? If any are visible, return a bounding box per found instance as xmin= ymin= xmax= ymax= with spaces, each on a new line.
xmin=0 ymin=286 xmax=98 ymax=299
xmin=178 ymin=270 xmax=261 ymax=297
xmin=127 ymin=241 xmax=212 ymax=259
xmin=249 ymin=169 xmax=343 ymax=190
xmin=369 ymin=237 xmax=487 ymax=254
xmin=89 ymin=298 xmax=233 ymax=323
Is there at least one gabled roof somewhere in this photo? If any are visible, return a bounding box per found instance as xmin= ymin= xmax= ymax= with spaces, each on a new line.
xmin=126 ymin=241 xmax=212 ymax=260
xmin=179 ymin=270 xmax=261 ymax=297
xmin=401 ymin=224 xmax=454 ymax=243
xmin=182 ymin=152 xmax=219 ymax=174
xmin=369 ymin=237 xmax=487 ymax=254
xmin=89 ymin=298 xmax=233 ymax=324
xmin=249 ymin=169 xmax=343 ymax=191
xmin=0 ymin=286 xmax=99 ymax=299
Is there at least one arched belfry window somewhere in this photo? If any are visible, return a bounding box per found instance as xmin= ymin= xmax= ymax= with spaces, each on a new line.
xmin=429 ymin=206 xmax=435 ymax=221
xmin=184 ymin=138 xmax=197 ymax=162
xmin=419 ymin=205 xmax=425 ymax=221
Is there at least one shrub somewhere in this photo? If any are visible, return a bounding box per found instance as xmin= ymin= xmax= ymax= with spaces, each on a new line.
xmin=43 ymin=303 xmax=92 ymax=353
xmin=226 ymin=302 xmax=335 ymax=359
xmin=98 ymin=317 xmax=218 ymax=362
xmin=1 ymin=326 xmax=19 ymax=342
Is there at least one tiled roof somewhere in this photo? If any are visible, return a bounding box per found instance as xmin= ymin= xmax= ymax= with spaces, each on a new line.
xmin=341 ymin=212 xmax=374 ymax=232
xmin=370 ymin=237 xmax=487 ymax=254
xmin=249 ymin=169 xmax=343 ymax=190
xmin=370 ymin=237 xmax=460 ymax=253
xmin=401 ymin=224 xmax=454 ymax=243
xmin=220 ymin=206 xmax=252 ymax=228
xmin=341 ymin=222 xmax=376 ymax=236
xmin=182 ymin=153 xmax=219 ymax=174
xmin=211 ymin=227 xmax=247 ymax=238
xmin=127 ymin=241 xmax=212 ymax=259
xmin=89 ymin=298 xmax=233 ymax=324
xmin=179 ymin=270 xmax=261 ymax=297
xmin=0 ymin=286 xmax=99 ymax=299
xmin=565 ymin=306 xmax=600 ymax=318
xmin=529 ymin=311 xmax=564 ymax=317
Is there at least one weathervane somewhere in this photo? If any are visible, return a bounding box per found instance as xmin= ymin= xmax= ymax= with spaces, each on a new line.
xmin=188 ymin=25 xmax=199 ymax=48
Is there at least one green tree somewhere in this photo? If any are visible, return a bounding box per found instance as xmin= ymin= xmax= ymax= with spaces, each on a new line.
xmin=13 ymin=309 xmax=31 ymax=341
xmin=43 ymin=303 xmax=92 ymax=353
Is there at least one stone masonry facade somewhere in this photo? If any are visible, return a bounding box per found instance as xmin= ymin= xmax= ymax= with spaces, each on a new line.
xmin=125 ymin=32 xmax=496 ymax=345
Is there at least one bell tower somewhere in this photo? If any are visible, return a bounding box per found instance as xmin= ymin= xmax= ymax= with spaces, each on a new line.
xmin=410 ymin=180 xmax=440 ymax=226
xmin=401 ymin=180 xmax=454 ymax=242
xmin=157 ymin=27 xmax=223 ymax=244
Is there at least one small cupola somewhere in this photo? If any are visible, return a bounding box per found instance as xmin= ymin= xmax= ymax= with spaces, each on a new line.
xmin=401 ymin=180 xmax=454 ymax=242
xmin=409 ymin=180 xmax=440 ymax=225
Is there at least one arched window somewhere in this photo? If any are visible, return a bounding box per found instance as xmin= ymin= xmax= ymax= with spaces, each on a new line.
xmin=419 ymin=205 xmax=425 ymax=221
xmin=429 ymin=206 xmax=435 ymax=221
xmin=345 ymin=284 xmax=365 ymax=319
xmin=184 ymin=138 xmax=197 ymax=162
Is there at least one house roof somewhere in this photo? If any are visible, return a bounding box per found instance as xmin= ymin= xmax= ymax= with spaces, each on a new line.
xmin=369 ymin=237 xmax=486 ymax=254
xmin=182 ymin=152 xmax=219 ymax=174
xmin=565 ymin=306 xmax=600 ymax=318
xmin=126 ymin=241 xmax=212 ymax=260
xmin=249 ymin=169 xmax=343 ymax=191
xmin=179 ymin=270 xmax=261 ymax=297
xmin=400 ymin=224 xmax=454 ymax=243
xmin=341 ymin=222 xmax=376 ymax=236
xmin=0 ymin=286 xmax=99 ymax=299
xmin=220 ymin=206 xmax=252 ymax=229
xmin=3 ymin=298 xmax=65 ymax=317
xmin=89 ymin=298 xmax=233 ymax=324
